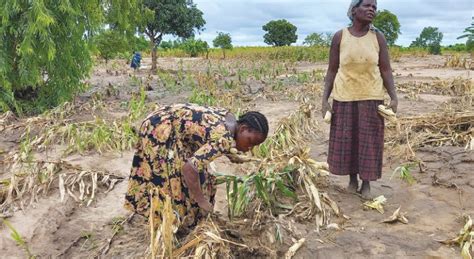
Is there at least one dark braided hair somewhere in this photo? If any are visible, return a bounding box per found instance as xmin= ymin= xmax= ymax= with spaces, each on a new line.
xmin=237 ymin=111 xmax=269 ymax=138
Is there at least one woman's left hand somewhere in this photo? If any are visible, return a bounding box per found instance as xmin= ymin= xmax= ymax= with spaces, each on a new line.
xmin=389 ymin=98 xmax=398 ymax=113
xmin=227 ymin=154 xmax=261 ymax=164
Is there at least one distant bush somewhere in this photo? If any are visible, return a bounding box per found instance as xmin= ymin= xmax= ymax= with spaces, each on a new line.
xmin=159 ymin=39 xmax=184 ymax=50
xmin=181 ymin=38 xmax=209 ymax=57
xmin=442 ymin=44 xmax=467 ymax=52
xmin=93 ymin=31 xmax=129 ymax=63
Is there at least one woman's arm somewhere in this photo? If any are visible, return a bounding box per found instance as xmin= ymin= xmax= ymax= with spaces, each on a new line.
xmin=322 ymin=30 xmax=342 ymax=117
xmin=182 ymin=162 xmax=212 ymax=212
xmin=376 ymin=32 xmax=398 ymax=112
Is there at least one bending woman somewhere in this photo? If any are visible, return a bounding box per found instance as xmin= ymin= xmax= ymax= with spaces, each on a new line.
xmin=124 ymin=103 xmax=268 ymax=229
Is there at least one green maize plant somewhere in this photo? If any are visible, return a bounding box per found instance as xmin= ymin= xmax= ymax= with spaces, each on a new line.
xmin=216 ymin=167 xmax=296 ymax=220
xmin=391 ymin=163 xmax=416 ymax=184
xmin=3 ymin=220 xmax=35 ymax=258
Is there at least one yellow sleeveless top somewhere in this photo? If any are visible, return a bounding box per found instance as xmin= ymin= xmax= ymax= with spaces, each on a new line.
xmin=332 ymin=28 xmax=385 ymax=101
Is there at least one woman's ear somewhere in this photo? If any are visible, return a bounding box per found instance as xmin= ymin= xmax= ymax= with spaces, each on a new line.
xmin=237 ymin=124 xmax=249 ymax=134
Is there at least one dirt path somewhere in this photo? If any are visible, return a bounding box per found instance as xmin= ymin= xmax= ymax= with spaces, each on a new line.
xmin=0 ymin=55 xmax=472 ymax=258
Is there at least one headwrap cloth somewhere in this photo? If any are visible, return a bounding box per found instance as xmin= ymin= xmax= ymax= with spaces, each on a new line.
xmin=347 ymin=0 xmax=379 ymax=32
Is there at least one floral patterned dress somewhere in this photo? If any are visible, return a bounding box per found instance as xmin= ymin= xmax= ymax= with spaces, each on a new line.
xmin=124 ymin=103 xmax=235 ymax=228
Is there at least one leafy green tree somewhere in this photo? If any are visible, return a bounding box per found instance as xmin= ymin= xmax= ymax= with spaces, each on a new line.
xmin=457 ymin=18 xmax=474 ymax=51
xmin=303 ymin=33 xmax=333 ymax=47
xmin=411 ymin=27 xmax=444 ymax=55
xmin=262 ymin=19 xmax=298 ymax=46
xmin=142 ymin=0 xmax=205 ymax=69
xmin=373 ymin=10 xmax=401 ymax=46
xmin=131 ymin=35 xmax=151 ymax=52
xmin=182 ymin=38 xmax=208 ymax=57
xmin=213 ymin=32 xmax=233 ymax=59
xmin=0 ymin=0 xmax=140 ymax=114
xmin=93 ymin=30 xmax=129 ymax=64
xmin=159 ymin=39 xmax=184 ymax=50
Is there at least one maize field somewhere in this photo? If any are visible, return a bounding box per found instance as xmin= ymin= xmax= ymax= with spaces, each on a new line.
xmin=0 ymin=52 xmax=473 ymax=258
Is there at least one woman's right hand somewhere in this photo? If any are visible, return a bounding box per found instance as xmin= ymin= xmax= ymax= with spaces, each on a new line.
xmin=322 ymin=100 xmax=333 ymax=118
xmin=197 ymin=198 xmax=213 ymax=214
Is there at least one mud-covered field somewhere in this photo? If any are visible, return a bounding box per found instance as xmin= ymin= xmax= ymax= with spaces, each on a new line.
xmin=1 ymin=55 xmax=473 ymax=258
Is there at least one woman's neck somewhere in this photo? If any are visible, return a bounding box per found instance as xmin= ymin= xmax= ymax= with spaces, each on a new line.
xmin=350 ymin=21 xmax=371 ymax=34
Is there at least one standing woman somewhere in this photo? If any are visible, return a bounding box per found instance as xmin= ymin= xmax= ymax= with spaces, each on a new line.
xmin=124 ymin=103 xmax=268 ymax=229
xmin=322 ymin=0 xmax=398 ymax=199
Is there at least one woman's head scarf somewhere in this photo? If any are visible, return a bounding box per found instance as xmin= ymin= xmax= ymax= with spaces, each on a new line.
xmin=347 ymin=0 xmax=379 ymax=31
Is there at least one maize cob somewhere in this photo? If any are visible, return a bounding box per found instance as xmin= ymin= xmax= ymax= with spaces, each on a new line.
xmin=323 ymin=111 xmax=332 ymax=124
xmin=378 ymin=105 xmax=397 ymax=122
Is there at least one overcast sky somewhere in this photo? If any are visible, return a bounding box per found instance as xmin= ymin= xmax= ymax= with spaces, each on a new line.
xmin=185 ymin=0 xmax=473 ymax=47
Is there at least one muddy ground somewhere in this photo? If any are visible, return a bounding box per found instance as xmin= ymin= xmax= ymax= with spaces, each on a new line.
xmin=0 ymin=55 xmax=473 ymax=258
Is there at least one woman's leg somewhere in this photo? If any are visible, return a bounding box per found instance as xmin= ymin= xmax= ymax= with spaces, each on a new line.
xmin=348 ymin=174 xmax=359 ymax=192
xmin=360 ymin=180 xmax=371 ymax=199
xmin=357 ymin=100 xmax=384 ymax=199
xmin=329 ymin=100 xmax=360 ymax=193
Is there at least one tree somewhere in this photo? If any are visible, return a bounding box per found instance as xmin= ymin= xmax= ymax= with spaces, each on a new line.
xmin=373 ymin=10 xmax=401 ymax=46
xmin=159 ymin=39 xmax=184 ymax=50
xmin=142 ymin=0 xmax=205 ymax=70
xmin=131 ymin=35 xmax=151 ymax=53
xmin=213 ymin=32 xmax=233 ymax=59
xmin=262 ymin=19 xmax=298 ymax=46
xmin=303 ymin=33 xmax=333 ymax=47
xmin=182 ymin=38 xmax=209 ymax=58
xmin=411 ymin=27 xmax=444 ymax=55
xmin=457 ymin=18 xmax=474 ymax=51
xmin=93 ymin=30 xmax=129 ymax=64
xmin=0 ymin=0 xmax=140 ymax=114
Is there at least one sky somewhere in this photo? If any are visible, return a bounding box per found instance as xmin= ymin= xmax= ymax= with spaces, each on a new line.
xmin=182 ymin=0 xmax=473 ymax=47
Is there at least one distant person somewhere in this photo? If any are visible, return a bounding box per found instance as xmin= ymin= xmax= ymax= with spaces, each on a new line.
xmin=124 ymin=103 xmax=269 ymax=230
xmin=322 ymin=0 xmax=398 ymax=199
xmin=130 ymin=51 xmax=142 ymax=70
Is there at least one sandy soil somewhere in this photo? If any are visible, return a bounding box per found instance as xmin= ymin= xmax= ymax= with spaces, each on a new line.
xmin=0 ymin=55 xmax=473 ymax=258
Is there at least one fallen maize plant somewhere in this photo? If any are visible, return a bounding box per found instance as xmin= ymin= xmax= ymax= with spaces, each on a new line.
xmin=0 ymin=155 xmax=124 ymax=215
xmin=439 ymin=215 xmax=473 ymax=259
xmin=363 ymin=195 xmax=387 ymax=214
xmin=382 ymin=207 xmax=409 ymax=224
xmin=385 ymin=111 xmax=474 ymax=159
xmin=217 ymin=103 xmax=339 ymax=232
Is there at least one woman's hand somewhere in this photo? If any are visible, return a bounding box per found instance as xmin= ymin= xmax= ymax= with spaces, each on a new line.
xmin=226 ymin=154 xmax=260 ymax=164
xmin=197 ymin=198 xmax=213 ymax=214
xmin=322 ymin=100 xmax=333 ymax=118
xmin=388 ymin=98 xmax=398 ymax=113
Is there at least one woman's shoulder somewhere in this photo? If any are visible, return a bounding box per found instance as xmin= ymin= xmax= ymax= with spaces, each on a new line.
xmin=335 ymin=28 xmax=345 ymax=36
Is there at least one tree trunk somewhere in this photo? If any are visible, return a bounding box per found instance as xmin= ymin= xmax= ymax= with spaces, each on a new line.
xmin=149 ymin=35 xmax=157 ymax=71
xmin=150 ymin=33 xmax=163 ymax=71
xmin=223 ymin=49 xmax=226 ymax=59
xmin=151 ymin=45 xmax=157 ymax=70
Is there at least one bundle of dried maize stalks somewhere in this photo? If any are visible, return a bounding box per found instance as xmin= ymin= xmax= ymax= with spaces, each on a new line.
xmin=385 ymin=111 xmax=474 ymax=158
xmin=173 ymin=217 xmax=248 ymax=258
xmin=396 ymin=78 xmax=473 ymax=96
xmin=0 ymin=156 xmax=123 ymax=216
xmin=444 ymin=54 xmax=472 ymax=69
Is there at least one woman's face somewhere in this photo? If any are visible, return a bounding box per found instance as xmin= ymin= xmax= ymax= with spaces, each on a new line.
xmin=354 ymin=0 xmax=377 ymax=23
xmin=235 ymin=125 xmax=266 ymax=152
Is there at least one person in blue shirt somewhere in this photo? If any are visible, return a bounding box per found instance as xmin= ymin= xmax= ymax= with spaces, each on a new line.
xmin=130 ymin=51 xmax=142 ymax=70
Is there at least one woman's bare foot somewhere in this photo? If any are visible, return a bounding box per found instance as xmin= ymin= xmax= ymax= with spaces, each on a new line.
xmin=359 ymin=181 xmax=371 ymax=200
xmin=347 ymin=174 xmax=359 ymax=193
